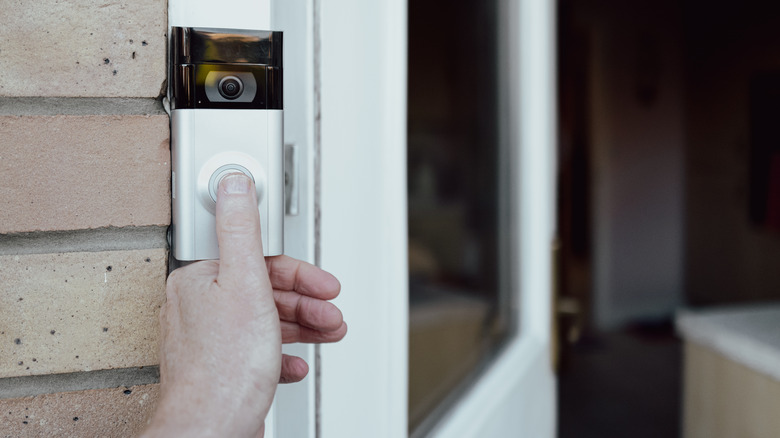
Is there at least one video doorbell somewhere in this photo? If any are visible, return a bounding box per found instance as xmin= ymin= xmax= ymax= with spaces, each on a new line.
xmin=170 ymin=27 xmax=284 ymax=260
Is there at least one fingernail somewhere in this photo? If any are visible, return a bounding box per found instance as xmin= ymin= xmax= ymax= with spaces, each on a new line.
xmin=221 ymin=173 xmax=251 ymax=194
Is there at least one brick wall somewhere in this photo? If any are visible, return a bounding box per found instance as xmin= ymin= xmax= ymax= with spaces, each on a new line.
xmin=0 ymin=1 xmax=169 ymax=436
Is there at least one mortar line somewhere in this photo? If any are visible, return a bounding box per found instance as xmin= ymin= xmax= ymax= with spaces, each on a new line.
xmin=0 ymin=226 xmax=169 ymax=256
xmin=0 ymin=366 xmax=160 ymax=399
xmin=0 ymin=97 xmax=165 ymax=116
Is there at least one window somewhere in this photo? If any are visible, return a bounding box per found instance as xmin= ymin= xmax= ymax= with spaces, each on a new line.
xmin=407 ymin=0 xmax=514 ymax=433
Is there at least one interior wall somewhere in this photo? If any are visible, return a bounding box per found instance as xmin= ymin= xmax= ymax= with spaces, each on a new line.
xmin=572 ymin=0 xmax=686 ymax=329
xmin=684 ymin=1 xmax=780 ymax=305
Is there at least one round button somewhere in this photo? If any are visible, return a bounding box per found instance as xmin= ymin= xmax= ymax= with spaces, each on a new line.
xmin=196 ymin=153 xmax=267 ymax=215
xmin=208 ymin=164 xmax=254 ymax=202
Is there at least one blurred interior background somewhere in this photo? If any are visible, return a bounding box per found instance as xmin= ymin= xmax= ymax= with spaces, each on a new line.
xmin=556 ymin=0 xmax=780 ymax=436
xmin=407 ymin=0 xmax=780 ymax=436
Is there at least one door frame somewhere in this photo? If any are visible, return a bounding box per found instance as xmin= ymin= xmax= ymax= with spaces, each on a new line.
xmin=316 ymin=1 xmax=409 ymax=436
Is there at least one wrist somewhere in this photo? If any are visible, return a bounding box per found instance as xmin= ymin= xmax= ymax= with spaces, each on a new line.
xmin=140 ymin=384 xmax=267 ymax=438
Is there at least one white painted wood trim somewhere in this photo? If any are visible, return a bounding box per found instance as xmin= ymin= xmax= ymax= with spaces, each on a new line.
xmin=317 ymin=0 xmax=409 ymax=437
xmin=169 ymin=0 xmax=271 ymax=29
xmin=272 ymin=1 xmax=318 ymax=437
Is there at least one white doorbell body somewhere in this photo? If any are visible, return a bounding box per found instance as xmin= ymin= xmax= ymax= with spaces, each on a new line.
xmin=170 ymin=27 xmax=284 ymax=260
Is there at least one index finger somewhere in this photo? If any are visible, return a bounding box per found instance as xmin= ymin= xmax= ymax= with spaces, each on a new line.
xmin=215 ymin=173 xmax=268 ymax=286
xmin=266 ymin=255 xmax=341 ymax=300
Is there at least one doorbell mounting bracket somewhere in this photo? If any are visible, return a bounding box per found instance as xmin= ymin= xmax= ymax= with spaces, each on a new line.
xmin=170 ymin=27 xmax=284 ymax=260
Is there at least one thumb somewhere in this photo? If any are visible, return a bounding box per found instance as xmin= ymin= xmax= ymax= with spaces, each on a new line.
xmin=215 ymin=173 xmax=267 ymax=285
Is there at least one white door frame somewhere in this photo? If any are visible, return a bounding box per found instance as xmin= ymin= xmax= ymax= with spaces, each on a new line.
xmin=316 ymin=1 xmax=409 ymax=436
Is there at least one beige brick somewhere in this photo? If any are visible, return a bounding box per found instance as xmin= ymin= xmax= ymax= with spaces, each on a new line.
xmin=0 ymin=0 xmax=166 ymax=98
xmin=0 ymin=249 xmax=166 ymax=378
xmin=0 ymin=115 xmax=170 ymax=233
xmin=0 ymin=384 xmax=159 ymax=437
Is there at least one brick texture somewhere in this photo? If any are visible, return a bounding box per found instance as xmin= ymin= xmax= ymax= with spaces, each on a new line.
xmin=0 ymin=249 xmax=166 ymax=378
xmin=0 ymin=0 xmax=171 ymax=430
xmin=0 ymin=114 xmax=170 ymax=233
xmin=0 ymin=384 xmax=159 ymax=437
xmin=0 ymin=0 xmax=166 ymax=98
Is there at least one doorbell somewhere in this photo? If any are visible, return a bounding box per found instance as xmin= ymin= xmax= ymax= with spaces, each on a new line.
xmin=170 ymin=27 xmax=284 ymax=260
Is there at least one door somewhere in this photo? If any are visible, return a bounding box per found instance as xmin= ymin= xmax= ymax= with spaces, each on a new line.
xmin=172 ymin=0 xmax=557 ymax=436
xmin=312 ymin=0 xmax=557 ymax=437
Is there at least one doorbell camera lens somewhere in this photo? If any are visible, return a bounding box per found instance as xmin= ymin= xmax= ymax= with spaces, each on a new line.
xmin=218 ymin=76 xmax=243 ymax=99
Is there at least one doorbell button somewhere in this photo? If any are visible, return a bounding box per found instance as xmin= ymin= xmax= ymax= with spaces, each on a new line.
xmin=209 ymin=164 xmax=254 ymax=202
xmin=196 ymin=151 xmax=268 ymax=215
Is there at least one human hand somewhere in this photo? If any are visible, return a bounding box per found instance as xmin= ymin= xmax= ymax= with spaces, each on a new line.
xmin=143 ymin=174 xmax=281 ymax=438
xmin=143 ymin=174 xmax=347 ymax=438
xmin=268 ymin=254 xmax=347 ymax=383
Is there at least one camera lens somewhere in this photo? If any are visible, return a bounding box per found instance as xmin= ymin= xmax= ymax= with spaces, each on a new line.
xmin=218 ymin=76 xmax=243 ymax=99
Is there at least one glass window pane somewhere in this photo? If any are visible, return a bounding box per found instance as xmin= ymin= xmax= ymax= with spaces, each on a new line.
xmin=407 ymin=0 xmax=514 ymax=434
